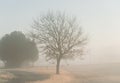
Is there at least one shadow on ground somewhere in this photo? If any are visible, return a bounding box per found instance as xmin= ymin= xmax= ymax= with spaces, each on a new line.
xmin=5 ymin=70 xmax=50 ymax=83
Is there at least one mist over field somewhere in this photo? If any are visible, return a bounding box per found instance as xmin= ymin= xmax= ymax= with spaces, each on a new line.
xmin=0 ymin=0 xmax=120 ymax=83
xmin=0 ymin=0 xmax=120 ymax=64
xmin=63 ymin=63 xmax=120 ymax=83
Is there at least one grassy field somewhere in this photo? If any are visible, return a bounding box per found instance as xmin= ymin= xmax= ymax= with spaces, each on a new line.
xmin=1 ymin=63 xmax=120 ymax=83
xmin=0 ymin=67 xmax=74 ymax=83
xmin=66 ymin=63 xmax=120 ymax=83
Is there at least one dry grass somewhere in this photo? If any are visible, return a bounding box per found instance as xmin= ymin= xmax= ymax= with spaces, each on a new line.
xmin=23 ymin=67 xmax=74 ymax=83
xmin=0 ymin=67 xmax=75 ymax=83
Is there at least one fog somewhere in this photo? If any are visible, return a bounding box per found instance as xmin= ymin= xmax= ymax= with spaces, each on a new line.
xmin=0 ymin=0 xmax=120 ymax=64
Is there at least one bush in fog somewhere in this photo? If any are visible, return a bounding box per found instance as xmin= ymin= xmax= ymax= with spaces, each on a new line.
xmin=0 ymin=31 xmax=39 ymax=68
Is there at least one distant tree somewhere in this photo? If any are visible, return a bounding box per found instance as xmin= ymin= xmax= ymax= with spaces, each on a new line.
xmin=0 ymin=31 xmax=39 ymax=68
xmin=31 ymin=12 xmax=87 ymax=74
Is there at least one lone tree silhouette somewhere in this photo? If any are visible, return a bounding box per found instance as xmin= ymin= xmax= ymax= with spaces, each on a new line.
xmin=0 ymin=31 xmax=39 ymax=68
xmin=31 ymin=12 xmax=87 ymax=74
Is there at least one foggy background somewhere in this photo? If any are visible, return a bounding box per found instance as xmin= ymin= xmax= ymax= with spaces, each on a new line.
xmin=0 ymin=0 xmax=120 ymax=65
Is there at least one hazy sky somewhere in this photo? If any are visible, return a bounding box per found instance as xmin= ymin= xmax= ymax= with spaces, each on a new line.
xmin=0 ymin=0 xmax=120 ymax=64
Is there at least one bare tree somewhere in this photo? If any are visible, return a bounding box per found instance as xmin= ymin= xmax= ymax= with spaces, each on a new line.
xmin=31 ymin=12 xmax=87 ymax=74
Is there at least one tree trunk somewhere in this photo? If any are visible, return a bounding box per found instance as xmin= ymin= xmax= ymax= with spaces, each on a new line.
xmin=56 ymin=58 xmax=60 ymax=74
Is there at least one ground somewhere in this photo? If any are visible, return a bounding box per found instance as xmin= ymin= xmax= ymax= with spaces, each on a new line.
xmin=0 ymin=67 xmax=74 ymax=83
xmin=1 ymin=63 xmax=120 ymax=83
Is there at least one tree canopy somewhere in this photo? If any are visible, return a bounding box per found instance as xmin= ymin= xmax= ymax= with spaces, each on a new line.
xmin=31 ymin=12 xmax=87 ymax=74
xmin=0 ymin=31 xmax=39 ymax=68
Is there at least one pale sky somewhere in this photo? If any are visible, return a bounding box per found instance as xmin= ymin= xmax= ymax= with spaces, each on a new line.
xmin=0 ymin=0 xmax=120 ymax=64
